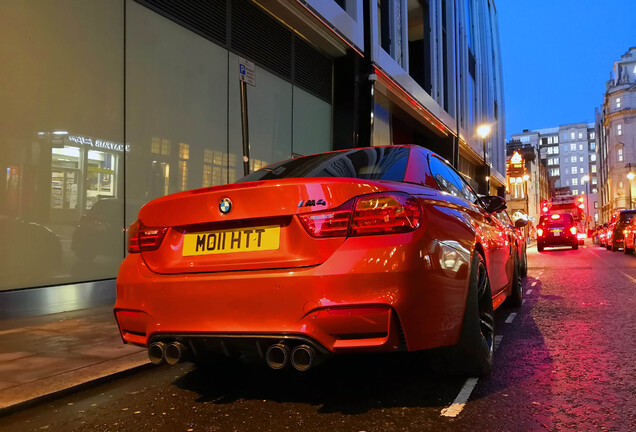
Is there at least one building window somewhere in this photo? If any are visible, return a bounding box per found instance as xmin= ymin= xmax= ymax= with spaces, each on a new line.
xmin=547 ymin=136 xmax=552 ymax=144
xmin=554 ymin=136 xmax=559 ymax=144
xmin=520 ymin=136 xmax=530 ymax=143
xmin=179 ymin=143 xmax=190 ymax=160
xmin=570 ymin=132 xmax=575 ymax=140
xmin=563 ymin=133 xmax=568 ymax=141
xmin=570 ymin=143 xmax=577 ymax=151
xmin=591 ymin=154 xmax=596 ymax=161
xmin=578 ymin=132 xmax=583 ymax=139
xmin=571 ymin=166 xmax=578 ymax=174
xmin=617 ymin=124 xmax=622 ymax=136
xmin=578 ymin=144 xmax=583 ymax=151
xmin=579 ymin=156 xmax=584 ymax=162
xmin=594 ymin=202 xmax=598 ymax=209
xmin=550 ymin=168 xmax=560 ymax=176
xmin=590 ymin=132 xmax=595 ymax=139
xmin=616 ymin=97 xmax=621 ymax=108
xmin=573 ymin=189 xmax=579 ymax=195
xmin=592 ymin=177 xmax=597 ymax=185
xmin=618 ymin=148 xmax=624 ymax=162
xmin=591 ymin=164 xmax=597 ymax=173
xmin=570 ymin=156 xmax=577 ymax=163
xmin=572 ymin=178 xmax=578 ymax=186
xmin=590 ymin=142 xmax=596 ymax=151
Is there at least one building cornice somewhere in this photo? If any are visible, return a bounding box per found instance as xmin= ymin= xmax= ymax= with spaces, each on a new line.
xmin=603 ymin=108 xmax=636 ymax=125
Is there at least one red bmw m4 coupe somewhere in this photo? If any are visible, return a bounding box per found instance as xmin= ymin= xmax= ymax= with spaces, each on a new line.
xmin=114 ymin=145 xmax=522 ymax=376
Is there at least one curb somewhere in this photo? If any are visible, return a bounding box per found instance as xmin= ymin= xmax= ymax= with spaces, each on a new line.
xmin=0 ymin=351 xmax=152 ymax=417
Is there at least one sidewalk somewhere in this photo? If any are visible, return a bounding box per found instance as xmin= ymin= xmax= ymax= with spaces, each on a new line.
xmin=0 ymin=305 xmax=148 ymax=412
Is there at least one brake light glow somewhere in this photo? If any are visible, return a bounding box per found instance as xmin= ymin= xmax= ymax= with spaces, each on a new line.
xmin=569 ymin=226 xmax=577 ymax=236
xmin=127 ymin=220 xmax=168 ymax=253
xmin=298 ymin=202 xmax=352 ymax=237
xmin=537 ymin=228 xmax=544 ymax=237
xmin=551 ymin=214 xmax=561 ymax=220
xmin=299 ymin=193 xmax=422 ymax=237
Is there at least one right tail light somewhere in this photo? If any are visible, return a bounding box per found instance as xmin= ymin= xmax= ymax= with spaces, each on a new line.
xmin=299 ymin=193 xmax=422 ymax=237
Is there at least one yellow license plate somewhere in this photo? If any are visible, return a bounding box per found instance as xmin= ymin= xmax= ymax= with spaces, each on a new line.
xmin=182 ymin=225 xmax=280 ymax=256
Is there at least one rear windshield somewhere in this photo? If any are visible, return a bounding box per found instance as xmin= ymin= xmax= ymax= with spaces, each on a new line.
xmin=237 ymin=147 xmax=409 ymax=183
xmin=619 ymin=210 xmax=636 ymax=223
xmin=540 ymin=213 xmax=574 ymax=225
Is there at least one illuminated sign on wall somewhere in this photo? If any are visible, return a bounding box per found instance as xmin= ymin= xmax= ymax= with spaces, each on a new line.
xmin=68 ymin=135 xmax=130 ymax=152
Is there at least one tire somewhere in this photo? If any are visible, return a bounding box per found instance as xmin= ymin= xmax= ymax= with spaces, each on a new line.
xmin=520 ymin=247 xmax=528 ymax=277
xmin=606 ymin=243 xmax=611 ymax=251
xmin=537 ymin=243 xmax=544 ymax=252
xmin=572 ymin=242 xmax=579 ymax=250
xmin=441 ymin=252 xmax=495 ymax=377
xmin=625 ymin=237 xmax=634 ymax=255
xmin=505 ymin=260 xmax=523 ymax=308
xmin=611 ymin=240 xmax=619 ymax=252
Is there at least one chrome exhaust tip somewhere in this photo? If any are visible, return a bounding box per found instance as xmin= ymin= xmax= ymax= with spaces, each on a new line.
xmin=291 ymin=344 xmax=314 ymax=372
xmin=148 ymin=341 xmax=166 ymax=365
xmin=265 ymin=343 xmax=289 ymax=370
xmin=164 ymin=341 xmax=186 ymax=366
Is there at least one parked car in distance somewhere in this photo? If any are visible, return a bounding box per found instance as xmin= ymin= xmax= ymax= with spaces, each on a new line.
xmin=598 ymin=223 xmax=609 ymax=247
xmin=114 ymin=145 xmax=522 ymax=377
xmin=536 ymin=213 xmax=578 ymax=251
xmin=606 ymin=209 xmax=636 ymax=252
xmin=623 ymin=215 xmax=636 ymax=255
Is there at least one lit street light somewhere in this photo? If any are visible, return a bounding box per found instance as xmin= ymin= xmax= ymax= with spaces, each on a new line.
xmin=627 ymin=164 xmax=634 ymax=210
xmin=478 ymin=124 xmax=491 ymax=194
xmin=582 ymin=174 xmax=590 ymax=230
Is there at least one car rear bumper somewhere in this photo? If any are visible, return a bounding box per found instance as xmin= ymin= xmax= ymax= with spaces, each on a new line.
xmin=538 ymin=234 xmax=577 ymax=247
xmin=114 ymin=236 xmax=471 ymax=354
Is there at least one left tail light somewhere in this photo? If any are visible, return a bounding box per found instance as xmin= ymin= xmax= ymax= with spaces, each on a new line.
xmin=537 ymin=227 xmax=544 ymax=237
xmin=127 ymin=219 xmax=168 ymax=253
xmin=299 ymin=193 xmax=422 ymax=237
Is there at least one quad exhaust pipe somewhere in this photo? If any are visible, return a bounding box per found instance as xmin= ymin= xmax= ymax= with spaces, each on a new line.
xmin=265 ymin=343 xmax=290 ymax=370
xmin=147 ymin=341 xmax=186 ymax=365
xmin=290 ymin=345 xmax=314 ymax=372
xmin=148 ymin=341 xmax=166 ymax=365
xmin=265 ymin=343 xmax=316 ymax=371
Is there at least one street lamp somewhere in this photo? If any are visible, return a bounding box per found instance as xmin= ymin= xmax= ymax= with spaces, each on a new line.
xmin=522 ymin=173 xmax=530 ymax=217
xmin=477 ymin=124 xmax=491 ymax=194
xmin=582 ymin=174 xmax=590 ymax=230
xmin=627 ymin=165 xmax=634 ymax=210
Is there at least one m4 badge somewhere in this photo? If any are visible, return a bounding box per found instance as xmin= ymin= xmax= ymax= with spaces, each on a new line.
xmin=298 ymin=199 xmax=327 ymax=207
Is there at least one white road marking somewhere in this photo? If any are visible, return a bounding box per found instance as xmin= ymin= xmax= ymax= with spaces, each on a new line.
xmin=441 ymin=378 xmax=479 ymax=418
xmin=531 ymin=281 xmax=537 ymax=287
xmin=527 ymin=289 xmax=533 ymax=295
xmin=587 ymin=250 xmax=636 ymax=284
xmin=505 ymin=313 xmax=517 ymax=324
xmin=494 ymin=335 xmax=504 ymax=351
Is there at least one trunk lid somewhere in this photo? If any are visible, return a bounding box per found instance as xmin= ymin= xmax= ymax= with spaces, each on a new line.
xmin=137 ymin=178 xmax=393 ymax=274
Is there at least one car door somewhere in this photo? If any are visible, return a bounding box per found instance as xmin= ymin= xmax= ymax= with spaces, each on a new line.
xmin=428 ymin=156 xmax=512 ymax=295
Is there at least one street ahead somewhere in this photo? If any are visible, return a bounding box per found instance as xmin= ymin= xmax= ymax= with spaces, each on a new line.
xmin=2 ymin=241 xmax=635 ymax=431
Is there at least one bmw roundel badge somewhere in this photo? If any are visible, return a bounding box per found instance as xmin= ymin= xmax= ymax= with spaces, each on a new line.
xmin=219 ymin=197 xmax=232 ymax=214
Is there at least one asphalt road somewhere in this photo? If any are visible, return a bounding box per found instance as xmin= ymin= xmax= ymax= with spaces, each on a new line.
xmin=1 ymin=241 xmax=635 ymax=431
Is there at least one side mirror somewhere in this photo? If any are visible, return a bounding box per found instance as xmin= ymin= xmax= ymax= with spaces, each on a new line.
xmin=514 ymin=219 xmax=528 ymax=229
xmin=482 ymin=195 xmax=507 ymax=214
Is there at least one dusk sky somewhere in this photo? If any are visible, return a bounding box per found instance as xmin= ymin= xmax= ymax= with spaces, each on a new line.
xmin=497 ymin=1 xmax=636 ymax=139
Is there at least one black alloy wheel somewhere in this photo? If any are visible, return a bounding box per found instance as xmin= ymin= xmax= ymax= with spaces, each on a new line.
xmin=505 ymin=260 xmax=523 ymax=307
xmin=441 ymin=252 xmax=494 ymax=377
xmin=520 ymin=247 xmax=528 ymax=277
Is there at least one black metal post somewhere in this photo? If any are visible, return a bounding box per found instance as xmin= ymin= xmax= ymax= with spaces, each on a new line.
xmin=240 ymin=80 xmax=250 ymax=176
